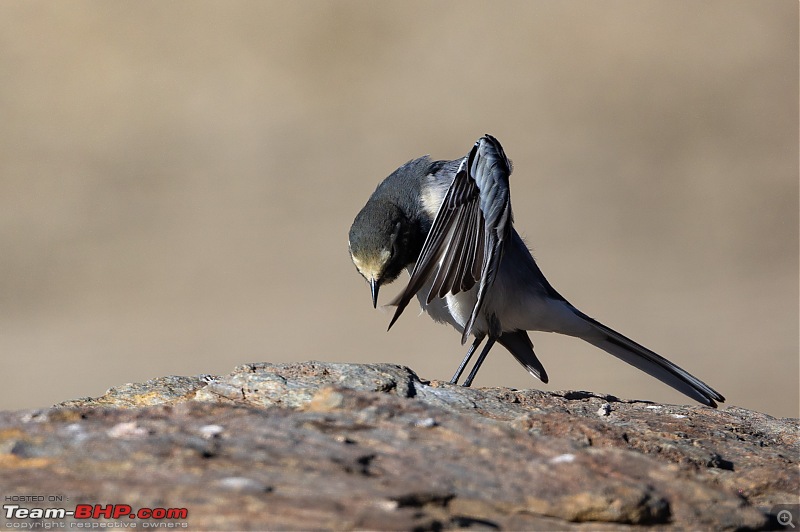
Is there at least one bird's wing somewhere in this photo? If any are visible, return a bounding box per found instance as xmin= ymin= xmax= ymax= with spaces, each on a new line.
xmin=498 ymin=330 xmax=549 ymax=383
xmin=388 ymin=135 xmax=513 ymax=343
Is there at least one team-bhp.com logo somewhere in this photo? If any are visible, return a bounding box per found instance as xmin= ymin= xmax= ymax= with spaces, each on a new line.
xmin=4 ymin=503 xmax=188 ymax=526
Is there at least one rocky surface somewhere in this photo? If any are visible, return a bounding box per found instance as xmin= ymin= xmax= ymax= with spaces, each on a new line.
xmin=2 ymin=361 xmax=798 ymax=530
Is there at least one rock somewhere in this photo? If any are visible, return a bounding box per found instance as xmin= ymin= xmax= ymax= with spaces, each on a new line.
xmin=1 ymin=361 xmax=797 ymax=530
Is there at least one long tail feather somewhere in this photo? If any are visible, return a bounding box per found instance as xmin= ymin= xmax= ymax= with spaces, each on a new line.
xmin=574 ymin=310 xmax=725 ymax=407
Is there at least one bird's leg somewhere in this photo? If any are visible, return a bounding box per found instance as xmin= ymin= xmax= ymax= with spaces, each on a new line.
xmin=450 ymin=335 xmax=484 ymax=385
xmin=462 ymin=336 xmax=497 ymax=387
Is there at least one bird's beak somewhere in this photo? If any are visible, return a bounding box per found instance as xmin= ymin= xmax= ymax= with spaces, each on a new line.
xmin=370 ymin=278 xmax=380 ymax=308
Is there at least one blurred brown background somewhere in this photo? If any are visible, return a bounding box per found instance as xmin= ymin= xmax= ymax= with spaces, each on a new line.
xmin=1 ymin=2 xmax=797 ymax=417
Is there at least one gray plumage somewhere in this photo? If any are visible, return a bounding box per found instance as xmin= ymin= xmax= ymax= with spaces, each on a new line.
xmin=348 ymin=135 xmax=724 ymax=407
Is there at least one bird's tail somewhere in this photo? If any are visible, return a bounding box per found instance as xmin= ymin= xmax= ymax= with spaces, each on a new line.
xmin=573 ymin=309 xmax=725 ymax=407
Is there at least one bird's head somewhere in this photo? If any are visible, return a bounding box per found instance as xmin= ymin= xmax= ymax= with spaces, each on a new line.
xmin=348 ymin=199 xmax=417 ymax=308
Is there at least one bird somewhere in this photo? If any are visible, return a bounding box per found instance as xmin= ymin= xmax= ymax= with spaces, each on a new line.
xmin=348 ymin=135 xmax=725 ymax=407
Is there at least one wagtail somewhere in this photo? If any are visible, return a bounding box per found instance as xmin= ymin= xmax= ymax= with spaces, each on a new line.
xmin=348 ymin=135 xmax=724 ymax=407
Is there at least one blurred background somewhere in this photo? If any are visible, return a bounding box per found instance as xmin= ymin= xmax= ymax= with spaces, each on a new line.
xmin=1 ymin=1 xmax=797 ymax=417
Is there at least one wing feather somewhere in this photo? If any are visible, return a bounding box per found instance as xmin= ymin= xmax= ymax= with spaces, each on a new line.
xmin=388 ymin=135 xmax=513 ymax=341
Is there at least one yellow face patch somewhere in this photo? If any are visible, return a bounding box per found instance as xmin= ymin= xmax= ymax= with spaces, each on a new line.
xmin=351 ymin=249 xmax=391 ymax=282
